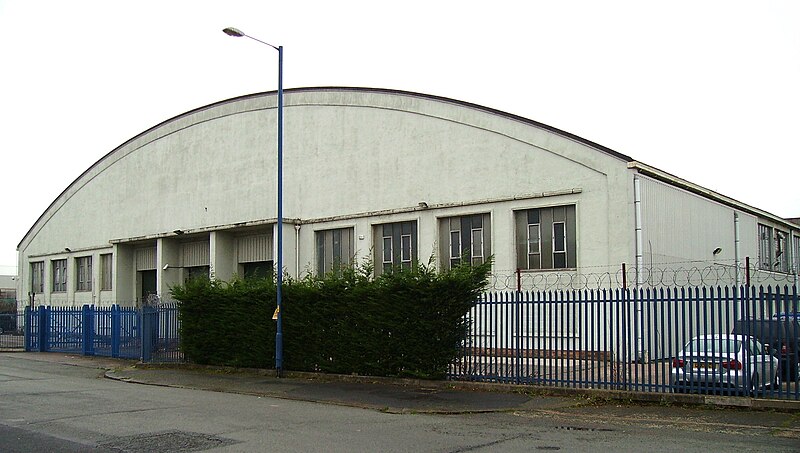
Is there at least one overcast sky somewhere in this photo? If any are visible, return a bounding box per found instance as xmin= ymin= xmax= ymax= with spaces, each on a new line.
xmin=0 ymin=0 xmax=798 ymax=273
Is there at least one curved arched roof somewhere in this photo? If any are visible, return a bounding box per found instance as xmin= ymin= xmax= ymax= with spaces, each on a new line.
xmin=19 ymin=86 xmax=634 ymax=250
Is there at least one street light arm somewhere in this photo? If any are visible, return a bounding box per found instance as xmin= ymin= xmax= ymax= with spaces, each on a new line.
xmin=222 ymin=27 xmax=280 ymax=51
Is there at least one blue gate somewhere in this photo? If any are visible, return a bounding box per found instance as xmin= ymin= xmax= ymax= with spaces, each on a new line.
xmin=24 ymin=304 xmax=181 ymax=362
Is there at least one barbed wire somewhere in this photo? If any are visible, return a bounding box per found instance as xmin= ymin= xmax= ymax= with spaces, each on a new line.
xmin=490 ymin=261 xmax=799 ymax=291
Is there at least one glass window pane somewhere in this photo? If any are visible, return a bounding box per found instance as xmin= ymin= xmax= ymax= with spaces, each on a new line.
xmin=450 ymin=231 xmax=460 ymax=259
xmin=528 ymin=224 xmax=540 ymax=254
xmin=471 ymin=228 xmax=483 ymax=258
xmin=528 ymin=253 xmax=541 ymax=270
xmin=527 ymin=209 xmax=540 ymax=225
xmin=553 ymin=222 xmax=566 ymax=252
xmin=553 ymin=253 xmax=567 ymax=269
xmin=401 ymin=234 xmax=411 ymax=262
xmin=382 ymin=237 xmax=392 ymax=263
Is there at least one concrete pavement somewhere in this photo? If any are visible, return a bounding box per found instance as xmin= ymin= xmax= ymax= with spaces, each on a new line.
xmin=11 ymin=352 xmax=800 ymax=414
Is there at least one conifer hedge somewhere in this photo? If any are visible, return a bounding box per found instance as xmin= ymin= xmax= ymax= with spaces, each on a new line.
xmin=171 ymin=259 xmax=491 ymax=379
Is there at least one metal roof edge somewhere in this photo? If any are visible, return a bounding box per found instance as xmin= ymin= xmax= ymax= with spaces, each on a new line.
xmin=629 ymin=161 xmax=798 ymax=230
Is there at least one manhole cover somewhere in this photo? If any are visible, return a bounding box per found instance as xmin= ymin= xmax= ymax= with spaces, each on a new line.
xmin=102 ymin=430 xmax=238 ymax=452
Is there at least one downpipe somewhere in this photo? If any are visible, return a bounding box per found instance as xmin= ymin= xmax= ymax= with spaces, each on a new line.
xmin=633 ymin=176 xmax=647 ymax=364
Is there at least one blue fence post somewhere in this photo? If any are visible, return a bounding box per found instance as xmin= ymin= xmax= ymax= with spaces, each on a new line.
xmin=82 ymin=305 xmax=94 ymax=356
xmin=141 ymin=306 xmax=155 ymax=362
xmin=38 ymin=305 xmax=49 ymax=352
xmin=24 ymin=306 xmax=31 ymax=351
xmin=111 ymin=305 xmax=120 ymax=358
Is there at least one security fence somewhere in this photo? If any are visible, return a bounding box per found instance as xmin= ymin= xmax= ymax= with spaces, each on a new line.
xmin=0 ymin=312 xmax=24 ymax=349
xmin=13 ymin=284 xmax=800 ymax=402
xmin=489 ymin=260 xmax=799 ymax=291
xmin=450 ymin=285 xmax=800 ymax=400
xmin=24 ymin=304 xmax=182 ymax=363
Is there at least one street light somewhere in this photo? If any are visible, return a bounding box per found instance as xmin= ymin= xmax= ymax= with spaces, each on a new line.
xmin=223 ymin=26 xmax=285 ymax=377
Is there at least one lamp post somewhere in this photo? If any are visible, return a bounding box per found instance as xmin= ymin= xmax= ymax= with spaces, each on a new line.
xmin=223 ymin=27 xmax=284 ymax=377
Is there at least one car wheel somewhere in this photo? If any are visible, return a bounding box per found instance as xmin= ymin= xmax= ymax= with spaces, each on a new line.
xmin=749 ymin=374 xmax=760 ymax=397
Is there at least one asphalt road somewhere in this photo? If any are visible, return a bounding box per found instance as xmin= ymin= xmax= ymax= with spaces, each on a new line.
xmin=1 ymin=353 xmax=798 ymax=452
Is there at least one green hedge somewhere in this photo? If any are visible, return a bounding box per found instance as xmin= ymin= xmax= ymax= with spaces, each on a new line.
xmin=171 ymin=259 xmax=490 ymax=378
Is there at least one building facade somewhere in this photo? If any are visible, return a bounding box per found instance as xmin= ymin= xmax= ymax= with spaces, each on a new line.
xmin=16 ymin=88 xmax=800 ymax=308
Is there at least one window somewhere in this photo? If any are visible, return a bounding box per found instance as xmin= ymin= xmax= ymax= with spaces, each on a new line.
xmin=515 ymin=205 xmax=576 ymax=270
xmin=237 ymin=233 xmax=272 ymax=279
xmin=439 ymin=214 xmax=491 ymax=269
xmin=52 ymin=259 xmax=67 ymax=292
xmin=242 ymin=261 xmax=273 ymax=279
xmin=758 ymin=224 xmax=790 ymax=273
xmin=185 ymin=266 xmax=210 ymax=282
xmin=316 ymin=227 xmax=355 ymax=276
xmin=100 ymin=254 xmax=112 ymax=291
xmin=30 ymin=261 xmax=44 ymax=294
xmin=794 ymin=235 xmax=800 ymax=274
xmin=759 ymin=224 xmax=772 ymax=270
xmin=76 ymin=256 xmax=92 ymax=291
xmin=375 ymin=221 xmax=417 ymax=274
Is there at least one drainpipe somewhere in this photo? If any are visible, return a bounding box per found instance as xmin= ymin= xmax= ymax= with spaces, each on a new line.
xmin=633 ymin=176 xmax=645 ymax=363
xmin=790 ymin=228 xmax=798 ymax=293
xmin=634 ymin=177 xmax=644 ymax=286
xmin=295 ymin=224 xmax=301 ymax=278
xmin=734 ymin=212 xmax=741 ymax=287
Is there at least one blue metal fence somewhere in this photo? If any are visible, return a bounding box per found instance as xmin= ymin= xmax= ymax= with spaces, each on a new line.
xmin=451 ymin=285 xmax=800 ymax=400
xmin=19 ymin=285 xmax=800 ymax=402
xmin=24 ymin=304 xmax=181 ymax=362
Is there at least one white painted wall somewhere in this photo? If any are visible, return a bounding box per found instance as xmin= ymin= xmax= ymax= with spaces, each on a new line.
xmin=18 ymin=88 xmax=792 ymax=306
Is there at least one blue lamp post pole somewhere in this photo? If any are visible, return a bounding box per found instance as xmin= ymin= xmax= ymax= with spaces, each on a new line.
xmin=223 ymin=27 xmax=284 ymax=377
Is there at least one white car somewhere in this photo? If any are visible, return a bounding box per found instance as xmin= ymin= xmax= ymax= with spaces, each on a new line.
xmin=671 ymin=334 xmax=780 ymax=396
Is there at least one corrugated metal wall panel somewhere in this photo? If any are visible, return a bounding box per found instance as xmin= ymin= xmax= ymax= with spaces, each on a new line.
xmin=638 ymin=176 xmax=735 ymax=265
xmin=182 ymin=241 xmax=210 ymax=267
xmin=135 ymin=247 xmax=156 ymax=271
xmin=237 ymin=234 xmax=272 ymax=263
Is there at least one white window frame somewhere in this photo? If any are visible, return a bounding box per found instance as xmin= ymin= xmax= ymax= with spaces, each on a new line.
xmin=527 ymin=223 xmax=541 ymax=269
xmin=552 ymin=221 xmax=567 ymax=268
xmin=100 ymin=253 xmax=113 ymax=291
xmin=382 ymin=236 xmax=393 ymax=267
xmin=31 ymin=261 xmax=44 ymax=294
xmin=471 ymin=227 xmax=484 ymax=262
xmin=76 ymin=256 xmax=92 ymax=292
xmin=400 ymin=234 xmax=412 ymax=264
xmin=52 ymin=259 xmax=67 ymax=293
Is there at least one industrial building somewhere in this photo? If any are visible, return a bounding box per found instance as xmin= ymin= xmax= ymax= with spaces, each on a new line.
xmin=16 ymin=87 xmax=800 ymax=307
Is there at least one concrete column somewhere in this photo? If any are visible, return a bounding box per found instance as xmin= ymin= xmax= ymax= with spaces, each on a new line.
xmin=277 ymin=221 xmax=300 ymax=279
xmin=211 ymin=231 xmax=235 ymax=281
xmin=158 ymin=238 xmax=181 ymax=301
xmin=113 ymin=244 xmax=135 ymax=305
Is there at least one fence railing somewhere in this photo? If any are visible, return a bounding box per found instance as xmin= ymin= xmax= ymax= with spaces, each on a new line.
xmin=450 ymin=285 xmax=800 ymax=400
xmin=0 ymin=312 xmax=24 ymax=349
xmin=15 ymin=285 xmax=800 ymax=402
xmin=24 ymin=304 xmax=182 ymax=363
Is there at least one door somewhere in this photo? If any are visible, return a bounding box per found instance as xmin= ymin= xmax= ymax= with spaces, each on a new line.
xmin=139 ymin=270 xmax=157 ymax=304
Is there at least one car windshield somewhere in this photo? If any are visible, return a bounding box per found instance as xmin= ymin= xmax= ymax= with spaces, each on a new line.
xmin=684 ymin=338 xmax=741 ymax=354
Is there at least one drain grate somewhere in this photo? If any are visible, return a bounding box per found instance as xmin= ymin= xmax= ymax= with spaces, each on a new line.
xmin=102 ymin=430 xmax=239 ymax=452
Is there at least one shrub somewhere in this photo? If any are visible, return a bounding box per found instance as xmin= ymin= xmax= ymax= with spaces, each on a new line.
xmin=172 ymin=258 xmax=491 ymax=379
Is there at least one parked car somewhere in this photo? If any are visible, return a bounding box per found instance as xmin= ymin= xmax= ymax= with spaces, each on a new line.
xmin=774 ymin=312 xmax=800 ymax=320
xmin=671 ymin=334 xmax=780 ymax=396
xmin=732 ymin=318 xmax=800 ymax=382
xmin=0 ymin=314 xmax=16 ymax=335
